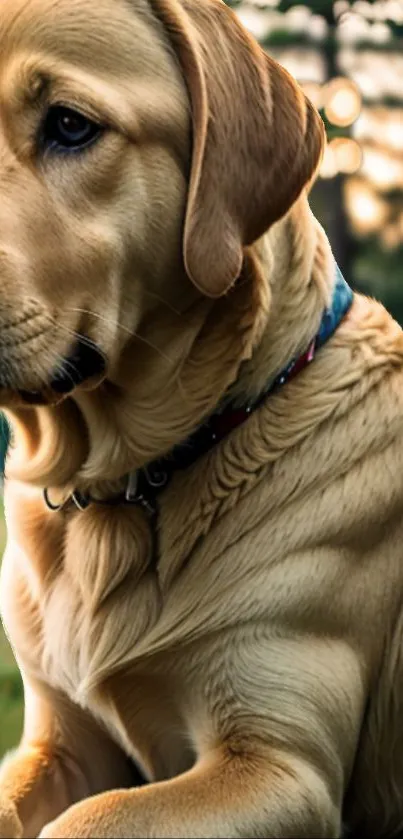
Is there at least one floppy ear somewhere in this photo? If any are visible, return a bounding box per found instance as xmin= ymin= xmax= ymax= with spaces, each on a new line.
xmin=150 ymin=0 xmax=325 ymax=297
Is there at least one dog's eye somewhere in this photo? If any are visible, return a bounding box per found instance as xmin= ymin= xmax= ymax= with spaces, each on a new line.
xmin=42 ymin=106 xmax=103 ymax=153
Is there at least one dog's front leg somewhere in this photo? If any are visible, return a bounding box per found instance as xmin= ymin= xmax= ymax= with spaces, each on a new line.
xmin=0 ymin=679 xmax=136 ymax=839
xmin=39 ymin=746 xmax=340 ymax=838
xmin=0 ymin=738 xmax=75 ymax=839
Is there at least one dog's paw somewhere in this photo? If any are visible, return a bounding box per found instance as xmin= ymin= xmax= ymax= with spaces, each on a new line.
xmin=0 ymin=799 xmax=22 ymax=838
xmin=38 ymin=821 xmax=55 ymax=839
xmin=39 ymin=814 xmax=92 ymax=839
xmin=38 ymin=792 xmax=132 ymax=838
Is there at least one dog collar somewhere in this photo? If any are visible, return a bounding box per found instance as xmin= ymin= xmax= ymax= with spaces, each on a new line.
xmin=44 ymin=264 xmax=353 ymax=515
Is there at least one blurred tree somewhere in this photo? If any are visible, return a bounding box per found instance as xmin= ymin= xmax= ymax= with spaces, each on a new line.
xmin=226 ymin=0 xmax=403 ymax=322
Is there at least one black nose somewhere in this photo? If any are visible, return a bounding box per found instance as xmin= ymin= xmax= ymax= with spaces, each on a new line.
xmin=50 ymin=336 xmax=106 ymax=394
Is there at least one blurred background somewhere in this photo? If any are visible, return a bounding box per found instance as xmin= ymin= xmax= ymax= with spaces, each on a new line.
xmin=229 ymin=0 xmax=403 ymax=319
xmin=0 ymin=0 xmax=402 ymax=758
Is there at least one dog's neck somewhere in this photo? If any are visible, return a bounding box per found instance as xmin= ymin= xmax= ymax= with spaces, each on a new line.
xmin=230 ymin=196 xmax=333 ymax=406
xmin=5 ymin=196 xmax=334 ymax=497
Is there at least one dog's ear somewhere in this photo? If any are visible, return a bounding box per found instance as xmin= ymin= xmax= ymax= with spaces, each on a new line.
xmin=150 ymin=0 xmax=325 ymax=297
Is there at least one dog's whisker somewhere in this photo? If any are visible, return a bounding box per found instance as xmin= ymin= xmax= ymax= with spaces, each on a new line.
xmin=66 ymin=307 xmax=143 ymax=340
xmin=141 ymin=289 xmax=183 ymax=317
xmin=65 ymin=308 xmax=175 ymax=364
xmin=55 ymin=358 xmax=81 ymax=388
xmin=48 ymin=319 xmax=108 ymax=364
xmin=122 ymin=331 xmax=173 ymax=364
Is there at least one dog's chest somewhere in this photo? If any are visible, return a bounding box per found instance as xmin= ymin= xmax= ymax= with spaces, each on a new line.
xmin=38 ymin=462 xmax=253 ymax=770
xmin=92 ymin=666 xmax=196 ymax=781
xmin=41 ymin=559 xmax=196 ymax=779
xmin=40 ymin=457 xmax=236 ymax=700
xmin=41 ymin=562 xmax=161 ymax=699
xmin=40 ymin=501 xmax=162 ymax=692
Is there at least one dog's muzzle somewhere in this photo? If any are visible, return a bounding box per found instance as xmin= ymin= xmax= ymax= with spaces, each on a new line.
xmin=19 ymin=335 xmax=106 ymax=404
xmin=50 ymin=336 xmax=106 ymax=394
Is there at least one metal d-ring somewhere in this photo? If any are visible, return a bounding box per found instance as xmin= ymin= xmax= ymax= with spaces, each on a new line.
xmin=43 ymin=488 xmax=67 ymax=513
xmin=125 ymin=471 xmax=139 ymax=503
xmin=44 ymin=487 xmax=90 ymax=513
xmin=71 ymin=490 xmax=91 ymax=512
xmin=124 ymin=470 xmax=157 ymax=515
xmin=144 ymin=465 xmax=168 ymax=489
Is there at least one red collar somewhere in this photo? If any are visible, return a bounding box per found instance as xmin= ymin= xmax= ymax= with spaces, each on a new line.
xmin=211 ymin=339 xmax=316 ymax=441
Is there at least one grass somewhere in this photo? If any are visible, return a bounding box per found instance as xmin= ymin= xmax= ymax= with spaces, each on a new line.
xmin=0 ymin=506 xmax=24 ymax=758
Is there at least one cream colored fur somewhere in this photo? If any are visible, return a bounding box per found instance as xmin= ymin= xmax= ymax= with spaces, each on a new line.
xmin=0 ymin=1 xmax=403 ymax=837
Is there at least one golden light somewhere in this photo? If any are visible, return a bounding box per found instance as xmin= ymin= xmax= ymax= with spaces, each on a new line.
xmin=370 ymin=22 xmax=391 ymax=44
xmin=345 ymin=178 xmax=389 ymax=235
xmin=320 ymin=138 xmax=362 ymax=179
xmin=339 ymin=52 xmax=403 ymax=101
xmin=320 ymin=143 xmax=338 ymax=179
xmin=337 ymin=12 xmax=371 ymax=43
xmin=274 ymin=48 xmax=325 ymax=86
xmin=352 ymin=1 xmax=374 ymax=18
xmin=382 ymin=225 xmax=402 ymax=250
xmin=353 ymin=108 xmax=403 ymax=152
xmin=361 ymin=147 xmax=403 ymax=190
xmin=334 ymin=0 xmax=349 ymax=18
xmin=324 ymin=77 xmax=362 ymax=127
xmin=385 ymin=0 xmax=403 ymax=24
xmin=384 ymin=116 xmax=403 ymax=152
xmin=301 ymin=81 xmax=323 ymax=110
xmin=285 ymin=5 xmax=312 ymax=32
xmin=353 ymin=108 xmax=379 ymax=142
xmin=330 ymin=137 xmax=362 ymax=175
xmin=309 ymin=15 xmax=328 ymax=41
xmin=236 ymin=8 xmax=270 ymax=40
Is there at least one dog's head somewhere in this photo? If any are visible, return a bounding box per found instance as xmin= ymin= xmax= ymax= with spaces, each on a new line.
xmin=0 ymin=0 xmax=324 ymax=407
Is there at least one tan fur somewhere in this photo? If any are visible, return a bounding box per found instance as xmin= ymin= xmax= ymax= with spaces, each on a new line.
xmin=0 ymin=1 xmax=403 ymax=837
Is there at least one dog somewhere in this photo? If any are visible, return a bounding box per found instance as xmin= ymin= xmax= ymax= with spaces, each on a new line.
xmin=0 ymin=0 xmax=403 ymax=836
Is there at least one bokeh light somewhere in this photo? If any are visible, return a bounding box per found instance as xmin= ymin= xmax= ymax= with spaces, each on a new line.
xmin=361 ymin=146 xmax=403 ymax=190
xmin=323 ymin=77 xmax=362 ymax=127
xmin=331 ymin=137 xmax=363 ymax=174
xmin=345 ymin=178 xmax=389 ymax=234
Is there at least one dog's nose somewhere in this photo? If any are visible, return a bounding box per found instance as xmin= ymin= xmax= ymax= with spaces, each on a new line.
xmin=50 ymin=336 xmax=106 ymax=394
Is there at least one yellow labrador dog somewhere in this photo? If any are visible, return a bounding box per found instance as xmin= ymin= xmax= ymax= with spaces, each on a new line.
xmin=0 ymin=0 xmax=403 ymax=836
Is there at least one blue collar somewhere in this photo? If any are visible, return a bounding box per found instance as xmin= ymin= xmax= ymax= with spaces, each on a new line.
xmin=44 ymin=263 xmax=354 ymax=515
xmin=316 ymin=264 xmax=354 ymax=352
xmin=267 ymin=263 xmax=354 ymax=392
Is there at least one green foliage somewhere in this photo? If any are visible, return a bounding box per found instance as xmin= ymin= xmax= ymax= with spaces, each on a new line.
xmin=354 ymin=240 xmax=403 ymax=323
xmin=0 ymin=670 xmax=23 ymax=757
xmin=278 ymin=0 xmax=336 ymax=19
xmin=0 ymin=508 xmax=23 ymax=757
xmin=0 ymin=414 xmax=9 ymax=476
xmin=225 ymin=0 xmax=403 ymax=325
